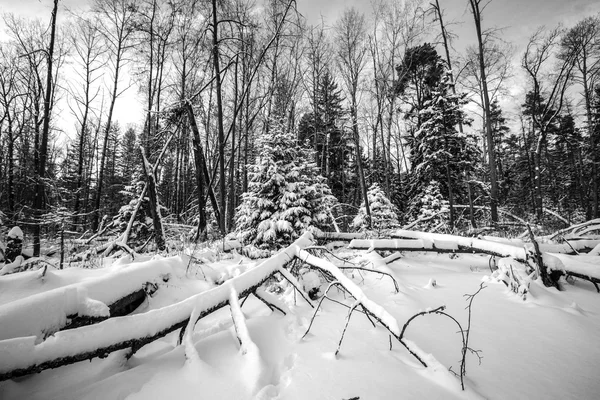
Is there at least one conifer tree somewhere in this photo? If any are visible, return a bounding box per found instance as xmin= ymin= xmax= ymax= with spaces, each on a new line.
xmin=235 ymin=119 xmax=337 ymax=249
xmin=407 ymin=180 xmax=450 ymax=231
xmin=353 ymin=183 xmax=400 ymax=232
xmin=406 ymin=72 xmax=478 ymax=227
xmin=298 ymin=71 xmax=352 ymax=202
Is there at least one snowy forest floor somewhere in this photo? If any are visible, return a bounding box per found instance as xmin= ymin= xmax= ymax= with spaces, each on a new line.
xmin=1 ymin=245 xmax=600 ymax=400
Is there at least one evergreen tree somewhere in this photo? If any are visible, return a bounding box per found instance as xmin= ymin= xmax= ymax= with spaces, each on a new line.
xmin=353 ymin=183 xmax=400 ymax=232
xmin=407 ymin=180 xmax=450 ymax=231
xmin=235 ymin=119 xmax=337 ymax=249
xmin=298 ymin=71 xmax=352 ymax=203
xmin=490 ymin=100 xmax=511 ymax=203
xmin=406 ymin=72 xmax=478 ymax=220
xmin=394 ymin=43 xmax=445 ymax=128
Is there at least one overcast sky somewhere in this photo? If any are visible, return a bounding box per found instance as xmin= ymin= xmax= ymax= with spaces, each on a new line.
xmin=297 ymin=0 xmax=600 ymax=51
xmin=2 ymin=0 xmax=599 ymax=134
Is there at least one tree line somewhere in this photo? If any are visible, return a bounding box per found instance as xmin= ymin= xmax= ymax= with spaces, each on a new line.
xmin=0 ymin=0 xmax=599 ymax=254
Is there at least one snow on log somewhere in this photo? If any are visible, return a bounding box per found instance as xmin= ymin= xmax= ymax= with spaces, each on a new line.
xmin=314 ymin=232 xmax=367 ymax=241
xmin=392 ymin=230 xmax=528 ymax=261
xmin=543 ymin=253 xmax=600 ymax=291
xmin=531 ymin=240 xmax=600 ymax=255
xmin=349 ymin=238 xmax=458 ymax=252
xmin=0 ymin=257 xmax=178 ymax=341
xmin=546 ymin=218 xmax=600 ymax=241
xmin=0 ymin=233 xmax=314 ymax=381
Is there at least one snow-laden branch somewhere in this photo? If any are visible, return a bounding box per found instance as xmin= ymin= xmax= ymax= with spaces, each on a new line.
xmin=295 ymin=247 xmax=442 ymax=368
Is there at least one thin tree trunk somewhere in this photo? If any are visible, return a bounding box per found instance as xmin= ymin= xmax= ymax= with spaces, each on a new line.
xmin=186 ymin=103 xmax=207 ymax=239
xmin=468 ymin=0 xmax=499 ymax=223
xmin=93 ymin=39 xmax=125 ymax=231
xmin=227 ymin=55 xmax=239 ymax=231
xmin=212 ymin=0 xmax=226 ymax=234
xmin=352 ymin=98 xmax=371 ymax=226
xmin=33 ymin=0 xmax=58 ymax=257
xmin=140 ymin=147 xmax=165 ymax=251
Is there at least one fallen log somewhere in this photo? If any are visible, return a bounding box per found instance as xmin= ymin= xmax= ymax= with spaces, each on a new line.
xmin=546 ymin=218 xmax=600 ymax=241
xmin=0 ymin=257 xmax=178 ymax=341
xmin=0 ymin=233 xmax=313 ymax=381
xmin=543 ymin=253 xmax=600 ymax=293
xmin=314 ymin=232 xmax=367 ymax=242
xmin=354 ymin=233 xmax=529 ymax=262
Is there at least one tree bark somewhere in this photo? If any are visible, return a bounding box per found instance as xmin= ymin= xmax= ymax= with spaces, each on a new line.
xmin=211 ymin=0 xmax=226 ymax=235
xmin=33 ymin=0 xmax=59 ymax=257
xmin=468 ymin=0 xmax=499 ymax=223
xmin=140 ymin=147 xmax=166 ymax=251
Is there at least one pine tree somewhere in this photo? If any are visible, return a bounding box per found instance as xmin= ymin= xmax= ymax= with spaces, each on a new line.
xmin=406 ymin=72 xmax=478 ymax=227
xmin=235 ymin=119 xmax=337 ymax=249
xmin=298 ymin=71 xmax=352 ymax=202
xmin=407 ymin=180 xmax=450 ymax=231
xmin=353 ymin=183 xmax=400 ymax=232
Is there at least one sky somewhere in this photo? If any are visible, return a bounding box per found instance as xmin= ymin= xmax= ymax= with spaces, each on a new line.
xmin=1 ymin=0 xmax=600 ymax=139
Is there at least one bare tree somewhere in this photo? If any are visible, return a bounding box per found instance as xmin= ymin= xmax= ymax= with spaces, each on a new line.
xmin=28 ymin=0 xmax=60 ymax=256
xmin=335 ymin=7 xmax=371 ymax=225
xmin=92 ymin=0 xmax=137 ymax=231
xmin=66 ymin=15 xmax=106 ymax=229
xmin=522 ymin=26 xmax=578 ymax=220
xmin=561 ymin=16 xmax=600 ymax=217
xmin=467 ymin=0 xmax=499 ymax=223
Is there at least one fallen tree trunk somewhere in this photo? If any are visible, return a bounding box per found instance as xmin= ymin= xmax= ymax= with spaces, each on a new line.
xmin=0 ymin=257 xmax=178 ymax=341
xmin=546 ymin=218 xmax=600 ymax=241
xmin=543 ymin=252 xmax=600 ymax=293
xmin=314 ymin=232 xmax=367 ymax=242
xmin=0 ymin=233 xmax=313 ymax=381
xmin=353 ymin=234 xmax=528 ymax=262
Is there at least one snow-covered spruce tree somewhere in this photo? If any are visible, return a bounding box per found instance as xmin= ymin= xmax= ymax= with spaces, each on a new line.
xmin=407 ymin=180 xmax=450 ymax=231
xmin=353 ymin=183 xmax=400 ymax=233
xmin=235 ymin=119 xmax=337 ymax=249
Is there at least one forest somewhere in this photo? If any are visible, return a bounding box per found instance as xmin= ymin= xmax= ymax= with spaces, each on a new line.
xmin=0 ymin=0 xmax=597 ymax=253
xmin=1 ymin=0 xmax=600 ymax=398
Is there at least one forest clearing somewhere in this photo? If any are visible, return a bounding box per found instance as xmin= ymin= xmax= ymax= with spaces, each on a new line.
xmin=2 ymin=0 xmax=600 ymax=398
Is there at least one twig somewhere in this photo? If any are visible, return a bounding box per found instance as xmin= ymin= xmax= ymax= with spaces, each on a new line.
xmin=253 ymin=290 xmax=287 ymax=315
xmin=337 ymin=265 xmax=400 ymax=293
xmin=303 ymin=281 xmax=347 ymax=339
xmin=277 ymin=267 xmax=314 ymax=308
xmin=335 ymin=301 xmax=359 ymax=356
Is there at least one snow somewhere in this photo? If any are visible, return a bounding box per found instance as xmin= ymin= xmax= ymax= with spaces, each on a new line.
xmin=0 ymin=256 xmax=24 ymax=276
xmin=393 ymin=229 xmax=528 ymax=260
xmin=0 ymin=233 xmax=312 ymax=377
xmin=2 ymin=232 xmax=600 ymax=399
xmin=7 ymin=227 xmax=23 ymax=240
xmin=350 ymin=238 xmax=437 ymax=250
xmin=0 ymin=256 xmax=178 ymax=340
xmin=544 ymin=252 xmax=600 ymax=279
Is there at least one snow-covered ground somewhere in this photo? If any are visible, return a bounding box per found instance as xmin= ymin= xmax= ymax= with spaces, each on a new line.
xmin=1 ymin=246 xmax=600 ymax=400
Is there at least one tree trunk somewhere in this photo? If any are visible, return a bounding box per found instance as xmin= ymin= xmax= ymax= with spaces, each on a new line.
xmin=33 ymin=0 xmax=58 ymax=257
xmin=468 ymin=0 xmax=499 ymax=223
xmin=92 ymin=40 xmax=124 ymax=231
xmin=352 ymin=100 xmax=371 ymax=227
xmin=186 ymin=103 xmax=208 ymax=240
xmin=227 ymin=56 xmax=239 ymax=231
xmin=212 ymin=0 xmax=226 ymax=235
xmin=140 ymin=146 xmax=166 ymax=251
